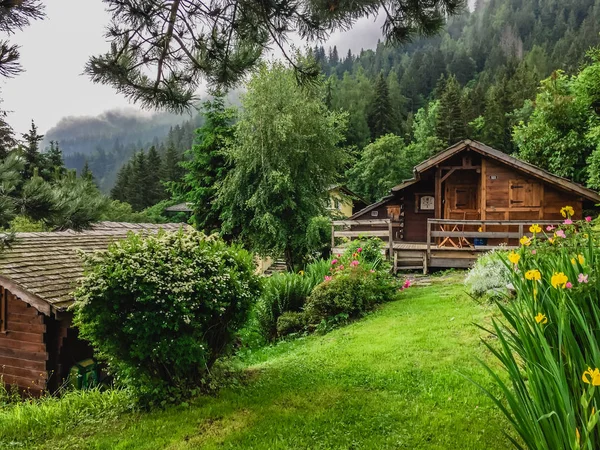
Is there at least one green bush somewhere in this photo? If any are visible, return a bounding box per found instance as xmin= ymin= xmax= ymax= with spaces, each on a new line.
xmin=276 ymin=312 xmax=306 ymax=337
xmin=342 ymin=237 xmax=386 ymax=268
xmin=73 ymin=230 xmax=261 ymax=404
xmin=255 ymin=272 xmax=313 ymax=340
xmin=464 ymin=250 xmax=511 ymax=299
xmin=305 ymin=265 xmax=399 ymax=326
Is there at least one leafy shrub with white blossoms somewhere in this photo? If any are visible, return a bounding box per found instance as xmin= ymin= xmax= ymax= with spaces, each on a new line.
xmin=73 ymin=230 xmax=261 ymax=404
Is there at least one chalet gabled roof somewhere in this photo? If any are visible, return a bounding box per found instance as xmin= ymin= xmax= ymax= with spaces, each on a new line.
xmin=391 ymin=140 xmax=600 ymax=203
xmin=0 ymin=222 xmax=190 ymax=315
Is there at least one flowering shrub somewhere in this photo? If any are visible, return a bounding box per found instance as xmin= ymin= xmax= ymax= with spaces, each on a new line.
xmin=73 ymin=230 xmax=261 ymax=404
xmin=479 ymin=211 xmax=600 ymax=448
xmin=464 ymin=250 xmax=511 ymax=299
xmin=343 ymin=237 xmax=386 ymax=268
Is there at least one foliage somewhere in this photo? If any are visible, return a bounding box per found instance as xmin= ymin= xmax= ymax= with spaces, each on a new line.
xmin=514 ymin=70 xmax=598 ymax=184
xmin=346 ymin=134 xmax=411 ymax=202
xmin=6 ymin=215 xmax=44 ymax=232
xmin=342 ymin=237 xmax=386 ymax=267
xmin=85 ymin=0 xmax=463 ymax=111
xmin=464 ymin=250 xmax=512 ymax=300
xmin=276 ymin=311 xmax=306 ymax=337
xmin=73 ymin=231 xmax=261 ymax=404
xmin=367 ymin=72 xmax=394 ymax=139
xmin=173 ymin=93 xmax=236 ymax=233
xmin=218 ymin=61 xmax=348 ymax=270
xmin=1 ymin=278 xmax=512 ymax=449
xmin=478 ymin=213 xmax=600 ymax=449
xmin=305 ymin=215 xmax=332 ymax=260
xmin=304 ymin=264 xmax=400 ymax=327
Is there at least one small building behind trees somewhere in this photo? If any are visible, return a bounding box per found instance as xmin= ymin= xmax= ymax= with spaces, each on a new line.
xmin=0 ymin=222 xmax=187 ymax=394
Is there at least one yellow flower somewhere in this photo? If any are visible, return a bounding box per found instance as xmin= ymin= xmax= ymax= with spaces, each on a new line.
xmin=551 ymin=272 xmax=569 ymax=289
xmin=571 ymin=257 xmax=576 ymax=265
xmin=579 ymin=254 xmax=585 ymax=265
xmin=529 ymin=224 xmax=542 ymax=234
xmin=548 ymin=237 xmax=555 ymax=244
xmin=533 ymin=287 xmax=538 ymax=299
xmin=298 ymin=270 xmax=305 ymax=276
xmin=583 ymin=367 xmax=600 ymax=386
xmin=508 ymin=251 xmax=520 ymax=265
xmin=576 ymin=428 xmax=581 ymax=445
xmin=561 ymin=205 xmax=575 ymax=218
xmin=478 ymin=226 xmax=483 ymax=232
xmin=535 ymin=313 xmax=548 ymax=324
xmin=520 ymin=236 xmax=531 ymax=246
xmin=525 ymin=269 xmax=541 ymax=281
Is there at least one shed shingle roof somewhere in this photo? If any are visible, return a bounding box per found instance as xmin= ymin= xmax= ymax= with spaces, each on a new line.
xmin=0 ymin=222 xmax=189 ymax=314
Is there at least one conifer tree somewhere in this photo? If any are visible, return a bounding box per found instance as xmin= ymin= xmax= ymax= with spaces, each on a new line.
xmin=176 ymin=93 xmax=236 ymax=233
xmin=146 ymin=146 xmax=165 ymax=206
xmin=435 ymin=75 xmax=467 ymax=146
xmin=111 ymin=161 xmax=133 ymax=204
xmin=80 ymin=160 xmax=95 ymax=183
xmin=42 ymin=140 xmax=65 ymax=180
xmin=368 ymin=73 xmax=394 ymax=139
xmin=21 ymin=120 xmax=44 ymax=179
xmin=162 ymin=146 xmax=184 ymax=184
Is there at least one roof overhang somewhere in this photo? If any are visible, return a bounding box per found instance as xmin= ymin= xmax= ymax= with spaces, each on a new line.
xmin=391 ymin=139 xmax=600 ymax=203
xmin=0 ymin=275 xmax=52 ymax=316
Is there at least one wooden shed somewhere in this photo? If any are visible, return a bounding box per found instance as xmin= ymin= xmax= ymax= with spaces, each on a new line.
xmin=333 ymin=140 xmax=600 ymax=272
xmin=0 ymin=222 xmax=187 ymax=394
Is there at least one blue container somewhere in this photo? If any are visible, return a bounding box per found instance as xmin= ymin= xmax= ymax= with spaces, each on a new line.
xmin=474 ymin=237 xmax=488 ymax=246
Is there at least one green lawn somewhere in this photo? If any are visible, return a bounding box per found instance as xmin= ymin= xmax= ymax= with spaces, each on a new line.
xmin=16 ymin=274 xmax=512 ymax=449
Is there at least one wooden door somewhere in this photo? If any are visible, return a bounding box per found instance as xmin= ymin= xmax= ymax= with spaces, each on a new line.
xmin=509 ymin=180 xmax=542 ymax=208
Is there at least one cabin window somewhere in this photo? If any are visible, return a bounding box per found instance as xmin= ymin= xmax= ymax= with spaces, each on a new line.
xmin=387 ymin=205 xmax=401 ymax=220
xmin=370 ymin=210 xmax=379 ymax=217
xmin=509 ymin=180 xmax=541 ymax=208
xmin=453 ymin=186 xmax=477 ymax=210
xmin=415 ymin=194 xmax=435 ymax=212
xmin=0 ymin=287 xmax=6 ymax=333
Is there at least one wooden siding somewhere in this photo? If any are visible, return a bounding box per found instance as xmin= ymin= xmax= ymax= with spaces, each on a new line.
xmin=0 ymin=291 xmax=47 ymax=394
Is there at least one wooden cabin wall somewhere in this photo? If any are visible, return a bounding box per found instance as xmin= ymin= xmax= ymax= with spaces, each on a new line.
xmin=484 ymin=160 xmax=583 ymax=220
xmin=403 ymin=181 xmax=435 ymax=242
xmin=0 ymin=290 xmax=47 ymax=395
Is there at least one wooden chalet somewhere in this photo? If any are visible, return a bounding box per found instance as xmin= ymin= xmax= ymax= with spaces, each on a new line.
xmin=0 ymin=222 xmax=187 ymax=394
xmin=333 ymin=140 xmax=600 ymax=272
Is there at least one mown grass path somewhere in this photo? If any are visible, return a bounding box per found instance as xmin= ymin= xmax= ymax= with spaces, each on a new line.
xmin=37 ymin=275 xmax=512 ymax=449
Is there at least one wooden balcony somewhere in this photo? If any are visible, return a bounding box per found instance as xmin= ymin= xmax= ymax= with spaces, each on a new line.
xmin=332 ymin=218 xmax=561 ymax=273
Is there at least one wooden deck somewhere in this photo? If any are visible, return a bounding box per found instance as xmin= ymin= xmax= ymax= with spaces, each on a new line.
xmin=332 ymin=218 xmax=561 ymax=273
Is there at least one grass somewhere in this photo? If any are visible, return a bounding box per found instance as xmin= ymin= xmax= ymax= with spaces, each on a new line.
xmin=2 ymin=273 xmax=512 ymax=449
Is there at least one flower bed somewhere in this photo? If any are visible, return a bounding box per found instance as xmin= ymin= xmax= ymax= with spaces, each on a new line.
xmin=480 ymin=207 xmax=600 ymax=448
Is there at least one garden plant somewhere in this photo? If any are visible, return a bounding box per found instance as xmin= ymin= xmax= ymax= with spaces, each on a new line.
xmin=479 ymin=207 xmax=600 ymax=449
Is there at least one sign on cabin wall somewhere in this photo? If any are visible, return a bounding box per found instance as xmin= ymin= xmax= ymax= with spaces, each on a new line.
xmin=419 ymin=195 xmax=435 ymax=211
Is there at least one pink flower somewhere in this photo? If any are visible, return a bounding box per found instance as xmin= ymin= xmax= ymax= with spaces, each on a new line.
xmin=578 ymin=273 xmax=589 ymax=284
xmin=324 ymin=276 xmax=332 ymax=282
xmin=370 ymin=269 xmax=375 ymax=273
xmin=555 ymin=230 xmax=566 ymax=239
xmin=357 ymin=247 xmax=363 ymax=253
xmin=350 ymin=260 xmax=359 ymax=267
xmin=403 ymin=279 xmax=411 ymax=289
xmin=546 ymin=225 xmax=555 ymax=231
xmin=337 ymin=254 xmax=341 ymax=258
xmin=531 ymin=249 xmax=537 ymax=255
xmin=338 ymin=265 xmax=344 ymax=271
xmin=566 ymin=282 xmax=573 ymax=289
xmin=586 ymin=216 xmax=593 ymax=222
xmin=564 ymin=219 xmax=573 ymax=225
xmin=331 ymin=259 xmax=338 ymax=265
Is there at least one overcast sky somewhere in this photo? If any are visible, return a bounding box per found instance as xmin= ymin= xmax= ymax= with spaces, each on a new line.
xmin=1 ymin=1 xmax=384 ymax=135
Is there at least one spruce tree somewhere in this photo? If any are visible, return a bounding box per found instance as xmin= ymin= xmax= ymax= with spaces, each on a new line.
xmin=21 ymin=120 xmax=44 ymax=179
xmin=80 ymin=160 xmax=95 ymax=183
xmin=435 ymin=75 xmax=467 ymax=146
xmin=162 ymin=146 xmax=184 ymax=183
xmin=368 ymin=73 xmax=394 ymax=139
xmin=41 ymin=140 xmax=65 ymax=180
xmin=176 ymin=93 xmax=236 ymax=233
xmin=146 ymin=146 xmax=165 ymax=206
xmin=111 ymin=161 xmax=133 ymax=204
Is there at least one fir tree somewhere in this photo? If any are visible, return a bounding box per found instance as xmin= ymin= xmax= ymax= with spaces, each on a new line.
xmin=435 ymin=75 xmax=467 ymax=146
xmin=162 ymin=146 xmax=184 ymax=183
xmin=80 ymin=160 xmax=95 ymax=183
xmin=146 ymin=146 xmax=165 ymax=206
xmin=21 ymin=120 xmax=44 ymax=179
xmin=176 ymin=93 xmax=236 ymax=233
xmin=368 ymin=73 xmax=394 ymax=139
